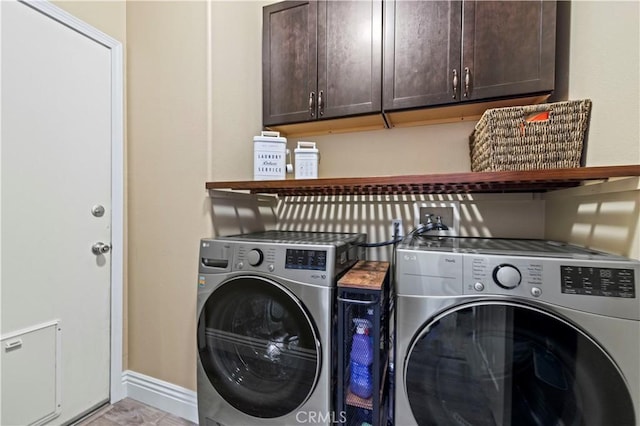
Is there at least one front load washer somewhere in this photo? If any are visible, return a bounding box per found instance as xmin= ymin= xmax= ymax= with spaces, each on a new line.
xmin=395 ymin=236 xmax=639 ymax=426
xmin=197 ymin=231 xmax=365 ymax=426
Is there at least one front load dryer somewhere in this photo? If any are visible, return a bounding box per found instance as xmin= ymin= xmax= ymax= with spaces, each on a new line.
xmin=395 ymin=236 xmax=640 ymax=426
xmin=196 ymin=231 xmax=365 ymax=426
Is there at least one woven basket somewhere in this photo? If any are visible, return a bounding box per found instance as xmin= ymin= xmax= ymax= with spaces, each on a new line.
xmin=469 ymin=99 xmax=592 ymax=172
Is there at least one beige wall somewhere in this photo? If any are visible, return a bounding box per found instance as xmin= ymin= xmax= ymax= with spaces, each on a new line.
xmin=545 ymin=179 xmax=640 ymax=259
xmin=54 ymin=0 xmax=126 ymax=43
xmin=125 ymin=1 xmax=210 ymax=390
xmin=211 ymin=0 xmax=271 ymax=181
xmin=52 ymin=0 xmax=640 ymax=394
xmin=545 ymin=1 xmax=640 ymax=259
xmin=565 ymin=1 xmax=639 ymax=166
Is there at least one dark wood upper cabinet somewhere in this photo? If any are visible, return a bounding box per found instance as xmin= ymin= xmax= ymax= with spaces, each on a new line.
xmin=463 ymin=1 xmax=556 ymax=100
xmin=384 ymin=0 xmax=556 ymax=111
xmin=263 ymin=1 xmax=317 ymax=126
xmin=383 ymin=1 xmax=462 ymax=110
xmin=263 ymin=0 xmax=382 ymax=127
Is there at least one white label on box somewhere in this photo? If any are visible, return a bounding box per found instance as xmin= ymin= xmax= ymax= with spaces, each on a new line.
xmin=254 ymin=142 xmax=286 ymax=180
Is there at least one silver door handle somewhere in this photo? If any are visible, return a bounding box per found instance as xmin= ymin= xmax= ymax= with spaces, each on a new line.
xmin=92 ymin=242 xmax=111 ymax=255
xmin=309 ymin=91 xmax=316 ymax=117
xmin=464 ymin=67 xmax=471 ymax=98
xmin=452 ymin=69 xmax=458 ymax=99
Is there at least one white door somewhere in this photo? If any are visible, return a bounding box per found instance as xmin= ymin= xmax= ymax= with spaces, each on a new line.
xmin=1 ymin=1 xmax=122 ymax=424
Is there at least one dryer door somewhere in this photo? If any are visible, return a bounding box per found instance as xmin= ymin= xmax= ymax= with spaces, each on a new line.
xmin=197 ymin=276 xmax=321 ymax=418
xmin=404 ymin=301 xmax=635 ymax=426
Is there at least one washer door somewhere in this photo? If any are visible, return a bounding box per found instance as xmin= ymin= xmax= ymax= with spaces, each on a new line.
xmin=405 ymin=301 xmax=635 ymax=426
xmin=197 ymin=276 xmax=321 ymax=418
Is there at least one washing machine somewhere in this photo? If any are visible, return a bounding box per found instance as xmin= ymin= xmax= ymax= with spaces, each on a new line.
xmin=394 ymin=236 xmax=640 ymax=426
xmin=196 ymin=230 xmax=366 ymax=426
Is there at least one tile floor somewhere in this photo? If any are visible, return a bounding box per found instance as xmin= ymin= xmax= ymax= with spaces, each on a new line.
xmin=74 ymin=398 xmax=196 ymax=426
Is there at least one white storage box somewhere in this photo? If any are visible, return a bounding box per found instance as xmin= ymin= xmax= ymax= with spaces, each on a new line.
xmin=294 ymin=141 xmax=319 ymax=179
xmin=253 ymin=131 xmax=288 ymax=181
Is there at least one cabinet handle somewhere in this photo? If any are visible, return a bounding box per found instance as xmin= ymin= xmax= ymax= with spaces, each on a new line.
xmin=452 ymin=69 xmax=458 ymax=99
xmin=464 ymin=67 xmax=471 ymax=98
xmin=309 ymin=92 xmax=316 ymax=117
xmin=5 ymin=339 xmax=22 ymax=350
xmin=318 ymin=90 xmax=324 ymax=116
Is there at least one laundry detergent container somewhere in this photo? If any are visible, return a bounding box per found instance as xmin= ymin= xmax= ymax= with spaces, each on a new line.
xmin=253 ymin=131 xmax=288 ymax=180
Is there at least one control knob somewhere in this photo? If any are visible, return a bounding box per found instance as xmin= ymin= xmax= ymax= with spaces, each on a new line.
xmin=246 ymin=249 xmax=264 ymax=266
xmin=493 ymin=264 xmax=522 ymax=289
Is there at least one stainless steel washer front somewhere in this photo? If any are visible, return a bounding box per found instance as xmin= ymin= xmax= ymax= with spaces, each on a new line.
xmin=197 ymin=274 xmax=328 ymax=424
xmin=196 ymin=231 xmax=365 ymax=426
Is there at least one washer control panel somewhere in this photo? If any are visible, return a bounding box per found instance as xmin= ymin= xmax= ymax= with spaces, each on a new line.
xmin=284 ymin=248 xmax=328 ymax=271
xmin=199 ymin=233 xmax=366 ymax=288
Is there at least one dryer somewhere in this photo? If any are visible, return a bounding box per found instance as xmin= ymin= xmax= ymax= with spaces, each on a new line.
xmin=196 ymin=231 xmax=365 ymax=426
xmin=395 ymin=236 xmax=639 ymax=426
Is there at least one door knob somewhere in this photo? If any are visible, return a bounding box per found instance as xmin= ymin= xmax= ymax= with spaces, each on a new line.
xmin=91 ymin=205 xmax=105 ymax=217
xmin=92 ymin=242 xmax=111 ymax=255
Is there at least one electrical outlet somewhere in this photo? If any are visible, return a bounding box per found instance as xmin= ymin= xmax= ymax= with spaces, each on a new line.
xmin=413 ymin=202 xmax=460 ymax=236
xmin=391 ymin=218 xmax=404 ymax=238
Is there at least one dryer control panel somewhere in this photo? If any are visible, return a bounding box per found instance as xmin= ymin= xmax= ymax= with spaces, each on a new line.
xmin=396 ymin=236 xmax=640 ymax=320
xmin=560 ymin=266 xmax=635 ymax=298
xmin=462 ymin=254 xmax=640 ymax=320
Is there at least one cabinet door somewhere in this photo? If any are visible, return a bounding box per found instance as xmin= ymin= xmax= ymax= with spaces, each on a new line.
xmin=383 ymin=1 xmax=462 ymax=111
xmin=462 ymin=0 xmax=556 ymax=100
xmin=317 ymin=0 xmax=382 ymax=119
xmin=263 ymin=1 xmax=317 ymax=126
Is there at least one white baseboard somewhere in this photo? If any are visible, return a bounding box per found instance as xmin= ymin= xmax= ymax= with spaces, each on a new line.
xmin=121 ymin=370 xmax=198 ymax=424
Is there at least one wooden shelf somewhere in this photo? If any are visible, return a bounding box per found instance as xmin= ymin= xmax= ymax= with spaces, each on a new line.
xmin=206 ymin=165 xmax=640 ymax=197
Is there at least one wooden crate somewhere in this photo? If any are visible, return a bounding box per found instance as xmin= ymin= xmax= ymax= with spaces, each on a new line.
xmin=338 ymin=260 xmax=390 ymax=291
